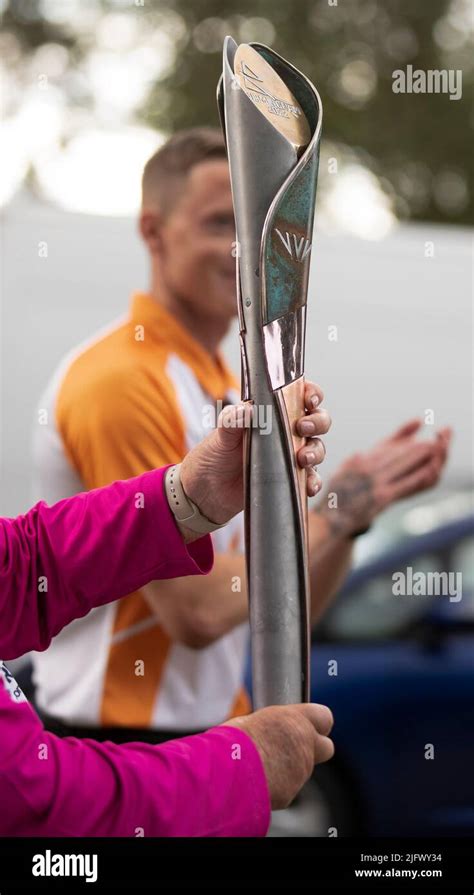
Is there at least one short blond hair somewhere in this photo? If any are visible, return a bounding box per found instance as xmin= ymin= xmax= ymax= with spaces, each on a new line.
xmin=142 ymin=127 xmax=227 ymax=215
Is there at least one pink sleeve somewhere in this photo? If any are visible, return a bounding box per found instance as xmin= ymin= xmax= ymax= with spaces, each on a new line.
xmin=0 ymin=467 xmax=213 ymax=659
xmin=0 ymin=468 xmax=271 ymax=836
xmin=0 ymin=683 xmax=270 ymax=837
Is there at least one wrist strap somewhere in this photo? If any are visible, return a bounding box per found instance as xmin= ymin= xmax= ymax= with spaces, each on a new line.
xmin=165 ymin=464 xmax=227 ymax=534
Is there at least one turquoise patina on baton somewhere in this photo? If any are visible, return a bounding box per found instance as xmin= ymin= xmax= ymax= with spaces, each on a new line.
xmin=264 ymin=148 xmax=320 ymax=323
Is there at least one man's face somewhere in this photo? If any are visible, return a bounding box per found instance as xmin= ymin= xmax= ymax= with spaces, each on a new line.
xmin=153 ymin=158 xmax=238 ymax=322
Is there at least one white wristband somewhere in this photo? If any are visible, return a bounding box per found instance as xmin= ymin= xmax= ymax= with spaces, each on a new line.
xmin=165 ymin=464 xmax=227 ymax=534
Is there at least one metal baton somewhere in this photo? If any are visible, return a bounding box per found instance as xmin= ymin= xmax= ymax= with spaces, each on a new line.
xmin=217 ymin=36 xmax=322 ymax=708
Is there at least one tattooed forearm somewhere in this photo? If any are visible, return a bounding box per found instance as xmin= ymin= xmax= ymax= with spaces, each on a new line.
xmin=318 ymin=470 xmax=376 ymax=538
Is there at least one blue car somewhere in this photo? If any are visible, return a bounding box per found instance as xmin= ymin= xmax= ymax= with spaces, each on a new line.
xmin=262 ymin=491 xmax=474 ymax=836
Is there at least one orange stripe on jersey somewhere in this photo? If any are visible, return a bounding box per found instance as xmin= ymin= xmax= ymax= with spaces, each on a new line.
xmin=228 ymin=687 xmax=252 ymax=719
xmin=111 ymin=589 xmax=154 ymax=635
xmin=101 ymin=601 xmax=172 ymax=728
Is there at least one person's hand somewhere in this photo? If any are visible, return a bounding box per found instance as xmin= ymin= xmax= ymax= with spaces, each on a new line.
xmin=180 ymin=380 xmax=331 ymax=526
xmin=319 ymin=420 xmax=452 ymax=539
xmin=223 ymin=703 xmax=334 ymax=810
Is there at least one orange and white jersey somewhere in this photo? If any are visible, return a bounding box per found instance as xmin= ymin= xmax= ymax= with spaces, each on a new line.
xmin=32 ymin=293 xmax=250 ymax=731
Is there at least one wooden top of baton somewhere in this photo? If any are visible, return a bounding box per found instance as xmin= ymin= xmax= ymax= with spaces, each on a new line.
xmin=233 ymin=43 xmax=311 ymax=155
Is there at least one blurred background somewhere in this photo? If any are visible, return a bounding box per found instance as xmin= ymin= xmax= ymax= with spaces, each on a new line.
xmin=1 ymin=0 xmax=473 ymax=837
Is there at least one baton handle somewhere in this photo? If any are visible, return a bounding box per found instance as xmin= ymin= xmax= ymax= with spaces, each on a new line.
xmin=244 ymin=369 xmax=310 ymax=708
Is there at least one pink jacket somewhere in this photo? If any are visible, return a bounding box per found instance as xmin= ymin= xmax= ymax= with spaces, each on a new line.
xmin=0 ymin=468 xmax=270 ymax=836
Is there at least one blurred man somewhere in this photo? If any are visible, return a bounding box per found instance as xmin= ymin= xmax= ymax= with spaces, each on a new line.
xmin=32 ymin=128 xmax=451 ymax=744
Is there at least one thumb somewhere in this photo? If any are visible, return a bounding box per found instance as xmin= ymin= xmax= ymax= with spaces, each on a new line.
xmin=216 ymin=403 xmax=253 ymax=449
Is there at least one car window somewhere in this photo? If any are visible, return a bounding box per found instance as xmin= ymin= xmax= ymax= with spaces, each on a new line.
xmin=323 ymin=553 xmax=445 ymax=640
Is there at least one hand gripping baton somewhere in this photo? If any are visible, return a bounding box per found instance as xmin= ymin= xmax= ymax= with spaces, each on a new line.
xmin=217 ymin=37 xmax=322 ymax=707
